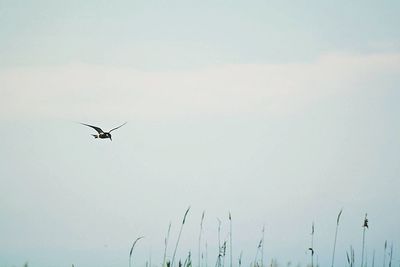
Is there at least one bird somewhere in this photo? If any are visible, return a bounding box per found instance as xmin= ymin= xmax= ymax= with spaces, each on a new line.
xmin=80 ymin=122 xmax=127 ymax=141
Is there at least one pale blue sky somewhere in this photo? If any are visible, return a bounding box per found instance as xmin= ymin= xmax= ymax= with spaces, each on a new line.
xmin=1 ymin=1 xmax=400 ymax=267
xmin=1 ymin=0 xmax=399 ymax=68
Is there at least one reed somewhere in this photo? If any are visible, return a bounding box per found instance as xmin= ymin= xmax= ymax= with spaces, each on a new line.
xmin=163 ymin=222 xmax=172 ymax=267
xmin=254 ymin=227 xmax=264 ymax=267
xmin=65 ymin=209 xmax=400 ymax=267
xmin=331 ymin=209 xmax=343 ymax=267
xmin=347 ymin=246 xmax=355 ymax=267
xmin=309 ymin=222 xmax=315 ymax=267
xmin=238 ymin=251 xmax=243 ymax=267
xmin=171 ymin=206 xmax=191 ymax=267
xmin=205 ymin=241 xmax=208 ymax=267
xmin=198 ymin=211 xmax=205 ymax=267
xmin=261 ymin=225 xmax=265 ymax=267
xmin=229 ymin=212 xmax=233 ymax=267
xmin=129 ymin=236 xmax=144 ymax=267
xmin=361 ymin=213 xmax=368 ymax=267
xmin=183 ymin=251 xmax=192 ymax=267
xmin=217 ymin=218 xmax=222 ymax=267
xmin=383 ymin=240 xmax=387 ymax=267
xmin=221 ymin=240 xmax=227 ymax=267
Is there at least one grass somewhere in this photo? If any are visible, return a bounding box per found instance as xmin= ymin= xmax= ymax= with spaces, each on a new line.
xmin=229 ymin=212 xmax=232 ymax=267
xmin=171 ymin=206 xmax=191 ymax=267
xmin=361 ymin=213 xmax=368 ymax=267
xmin=14 ymin=209 xmax=397 ymax=267
xmin=331 ymin=209 xmax=343 ymax=267
xmin=129 ymin=236 xmax=144 ymax=267
xmin=383 ymin=240 xmax=387 ymax=267
xmin=163 ymin=222 xmax=172 ymax=267
xmin=309 ymin=222 xmax=315 ymax=267
xmin=198 ymin=211 xmax=205 ymax=267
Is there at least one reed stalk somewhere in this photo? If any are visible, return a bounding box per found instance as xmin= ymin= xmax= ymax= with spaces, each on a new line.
xmin=331 ymin=209 xmax=343 ymax=267
xmin=163 ymin=222 xmax=172 ymax=267
xmin=229 ymin=212 xmax=233 ymax=267
xmin=261 ymin=225 xmax=265 ymax=267
xmin=129 ymin=236 xmax=144 ymax=267
xmin=199 ymin=211 xmax=205 ymax=267
xmin=388 ymin=243 xmax=393 ymax=267
xmin=254 ymin=236 xmax=263 ymax=266
xmin=309 ymin=222 xmax=315 ymax=267
xmin=172 ymin=206 xmax=191 ymax=267
xmin=383 ymin=240 xmax=387 ymax=267
xmin=205 ymin=241 xmax=208 ymax=267
xmin=361 ymin=213 xmax=368 ymax=267
xmin=347 ymin=246 xmax=355 ymax=267
xmin=217 ymin=218 xmax=222 ymax=267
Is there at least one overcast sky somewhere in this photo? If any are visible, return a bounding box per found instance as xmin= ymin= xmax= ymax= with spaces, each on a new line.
xmin=1 ymin=1 xmax=400 ymax=267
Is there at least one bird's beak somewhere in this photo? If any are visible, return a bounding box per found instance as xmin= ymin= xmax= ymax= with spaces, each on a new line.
xmin=110 ymin=137 xmax=112 ymax=141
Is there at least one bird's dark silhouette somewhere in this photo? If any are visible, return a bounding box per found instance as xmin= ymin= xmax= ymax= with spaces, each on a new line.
xmin=80 ymin=122 xmax=127 ymax=141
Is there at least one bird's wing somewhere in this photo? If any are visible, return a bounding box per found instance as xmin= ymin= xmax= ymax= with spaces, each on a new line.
xmin=80 ymin=123 xmax=104 ymax=134
xmin=109 ymin=122 xmax=127 ymax=132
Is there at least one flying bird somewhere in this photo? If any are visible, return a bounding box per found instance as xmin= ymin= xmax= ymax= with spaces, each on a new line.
xmin=80 ymin=122 xmax=127 ymax=141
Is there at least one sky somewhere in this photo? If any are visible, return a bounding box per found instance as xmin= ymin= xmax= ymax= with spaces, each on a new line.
xmin=1 ymin=1 xmax=400 ymax=267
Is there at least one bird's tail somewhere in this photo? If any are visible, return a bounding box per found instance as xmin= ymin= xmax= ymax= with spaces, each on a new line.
xmin=92 ymin=134 xmax=99 ymax=138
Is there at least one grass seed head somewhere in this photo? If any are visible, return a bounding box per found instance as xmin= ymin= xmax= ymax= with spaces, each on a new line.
xmin=363 ymin=213 xmax=369 ymax=228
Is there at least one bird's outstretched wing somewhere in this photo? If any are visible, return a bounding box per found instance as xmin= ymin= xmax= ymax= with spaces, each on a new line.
xmin=80 ymin=123 xmax=104 ymax=134
xmin=109 ymin=122 xmax=127 ymax=132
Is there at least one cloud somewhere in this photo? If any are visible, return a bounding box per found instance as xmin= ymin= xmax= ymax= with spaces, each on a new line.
xmin=1 ymin=52 xmax=399 ymax=120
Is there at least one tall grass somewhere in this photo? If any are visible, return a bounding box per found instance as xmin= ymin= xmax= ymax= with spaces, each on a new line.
xmin=253 ymin=225 xmax=265 ymax=267
xmin=388 ymin=243 xmax=393 ymax=267
xmin=309 ymin=222 xmax=315 ymax=267
xmin=347 ymin=246 xmax=355 ymax=267
xmin=361 ymin=213 xmax=368 ymax=267
xmin=171 ymin=206 xmax=191 ymax=267
xmin=383 ymin=240 xmax=387 ymax=267
xmin=261 ymin=225 xmax=265 ymax=267
xmin=205 ymin=241 xmax=208 ymax=267
xmin=216 ymin=218 xmax=222 ymax=267
xmin=331 ymin=209 xmax=343 ymax=267
xmin=61 ymin=210 xmax=397 ymax=267
xmin=183 ymin=251 xmax=192 ymax=267
xmin=163 ymin=222 xmax=172 ymax=267
xmin=221 ymin=241 xmax=227 ymax=267
xmin=229 ymin=212 xmax=233 ymax=267
xmin=129 ymin=236 xmax=144 ymax=267
xmin=198 ymin=211 xmax=205 ymax=267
